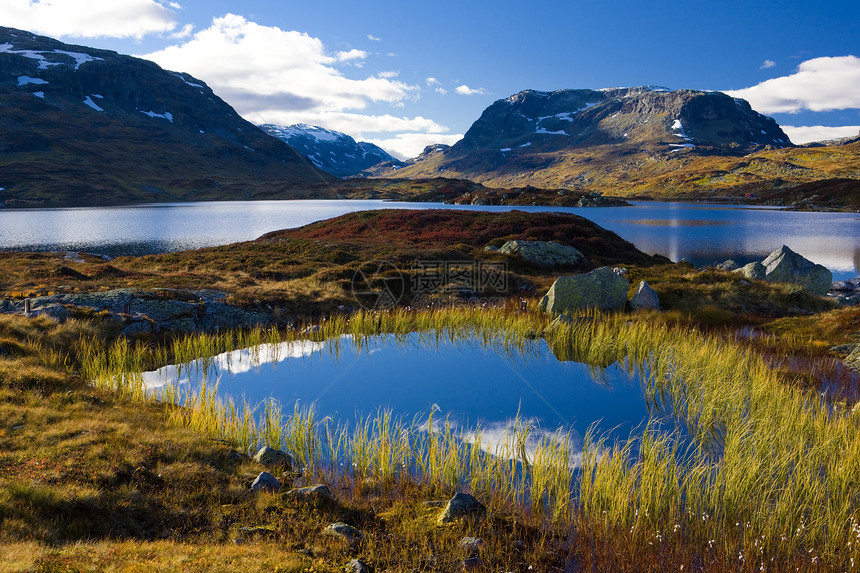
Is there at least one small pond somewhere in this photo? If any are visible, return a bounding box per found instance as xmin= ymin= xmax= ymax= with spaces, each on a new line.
xmin=143 ymin=333 xmax=676 ymax=463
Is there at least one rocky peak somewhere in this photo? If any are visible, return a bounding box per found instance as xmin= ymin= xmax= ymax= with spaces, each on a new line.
xmin=260 ymin=123 xmax=402 ymax=177
xmin=456 ymin=86 xmax=791 ymax=155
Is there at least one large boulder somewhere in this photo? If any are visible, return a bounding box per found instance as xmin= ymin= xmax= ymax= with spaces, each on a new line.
xmin=629 ymin=281 xmax=660 ymax=311
xmin=538 ymin=267 xmax=629 ymax=315
xmin=760 ymin=245 xmax=832 ymax=295
xmin=498 ymin=240 xmax=584 ymax=267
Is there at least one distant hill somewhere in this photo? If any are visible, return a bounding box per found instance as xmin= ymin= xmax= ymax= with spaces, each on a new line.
xmin=260 ymin=123 xmax=403 ymax=177
xmin=0 ymin=27 xmax=333 ymax=205
xmin=368 ymin=87 xmax=860 ymax=202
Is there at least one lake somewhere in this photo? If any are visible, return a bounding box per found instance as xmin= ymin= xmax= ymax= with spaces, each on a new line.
xmin=142 ymin=332 xmax=674 ymax=463
xmin=1 ymin=199 xmax=857 ymax=280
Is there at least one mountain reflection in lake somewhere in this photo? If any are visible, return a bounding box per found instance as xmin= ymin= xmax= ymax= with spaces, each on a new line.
xmin=143 ymin=333 xmax=674 ymax=465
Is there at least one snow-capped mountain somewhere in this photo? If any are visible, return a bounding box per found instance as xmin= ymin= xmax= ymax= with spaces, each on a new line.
xmin=260 ymin=123 xmax=403 ymax=177
xmin=373 ymin=86 xmax=806 ymax=193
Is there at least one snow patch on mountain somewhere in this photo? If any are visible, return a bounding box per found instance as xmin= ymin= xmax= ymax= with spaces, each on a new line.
xmin=141 ymin=111 xmax=174 ymax=123
xmin=535 ymin=127 xmax=568 ymax=135
xmin=17 ymin=75 xmax=48 ymax=86
xmin=1 ymin=43 xmax=102 ymax=70
xmin=171 ymin=72 xmax=204 ymax=89
xmin=82 ymin=96 xmax=103 ymax=111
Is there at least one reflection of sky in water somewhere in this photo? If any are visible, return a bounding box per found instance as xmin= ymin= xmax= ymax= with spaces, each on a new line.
xmin=1 ymin=200 xmax=857 ymax=279
xmin=143 ymin=334 xmax=659 ymax=465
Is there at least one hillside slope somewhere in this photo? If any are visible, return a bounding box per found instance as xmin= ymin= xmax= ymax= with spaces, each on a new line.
xmin=0 ymin=27 xmax=333 ymax=205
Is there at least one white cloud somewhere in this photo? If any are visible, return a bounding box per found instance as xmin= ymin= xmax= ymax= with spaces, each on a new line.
xmin=726 ymin=55 xmax=860 ymax=114
xmin=367 ymin=34 xmax=381 ymax=42
xmin=335 ymin=49 xmax=367 ymax=62
xmin=254 ymin=111 xmax=450 ymax=138
xmin=425 ymin=77 xmax=439 ymax=86
xmin=0 ymin=0 xmax=179 ymax=39
xmin=139 ymin=14 xmax=460 ymax=161
xmin=141 ymin=15 xmax=419 ymax=117
xmin=364 ymin=132 xmax=463 ymax=160
xmin=455 ymin=84 xmax=487 ymax=96
xmin=171 ymin=23 xmax=194 ymax=39
xmin=435 ymin=87 xmax=447 ymax=95
xmin=781 ymin=125 xmax=860 ymax=144
xmin=760 ymin=59 xmax=776 ymax=69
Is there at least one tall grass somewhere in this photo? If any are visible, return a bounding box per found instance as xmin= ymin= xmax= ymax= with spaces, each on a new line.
xmin=77 ymin=307 xmax=860 ymax=567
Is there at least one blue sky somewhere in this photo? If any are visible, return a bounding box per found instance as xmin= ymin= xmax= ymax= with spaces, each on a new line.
xmin=2 ymin=0 xmax=859 ymax=157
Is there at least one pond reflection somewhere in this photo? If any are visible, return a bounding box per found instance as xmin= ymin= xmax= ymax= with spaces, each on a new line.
xmin=143 ymin=333 xmax=674 ymax=466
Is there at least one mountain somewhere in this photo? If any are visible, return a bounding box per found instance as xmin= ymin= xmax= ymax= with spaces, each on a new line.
xmin=368 ymin=87 xmax=860 ymax=202
xmin=260 ymin=123 xmax=403 ymax=177
xmin=0 ymin=27 xmax=333 ymax=205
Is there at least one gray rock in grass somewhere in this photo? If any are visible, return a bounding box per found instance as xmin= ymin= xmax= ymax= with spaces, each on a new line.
xmin=629 ymin=280 xmax=660 ymax=311
xmin=439 ymin=492 xmax=486 ymax=524
xmin=250 ymin=471 xmax=280 ymax=493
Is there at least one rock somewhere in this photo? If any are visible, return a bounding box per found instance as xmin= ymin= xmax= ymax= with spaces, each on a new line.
xmin=715 ymin=259 xmax=739 ymax=271
xmin=459 ymin=537 xmax=484 ymax=557
xmin=28 ymin=304 xmax=71 ymax=322
xmin=439 ymin=492 xmax=486 ymax=524
xmin=200 ymin=301 xmax=271 ymax=331
xmin=735 ymin=261 xmax=766 ymax=280
xmin=462 ymin=557 xmax=483 ymax=570
xmin=162 ymin=317 xmax=198 ymax=333
xmin=120 ymin=321 xmax=155 ymax=336
xmin=629 ymin=281 xmax=660 ymax=311
xmin=483 ymin=245 xmax=499 ymax=252
xmin=847 ymin=346 xmax=860 ymax=372
xmin=831 ymin=344 xmax=859 ymax=354
xmin=250 ymin=471 xmax=280 ymax=493
xmin=345 ymin=559 xmax=370 ymax=573
xmin=324 ymin=522 xmax=363 ymax=543
xmin=498 ymin=240 xmax=584 ymax=267
xmin=253 ymin=446 xmax=295 ymax=470
xmin=760 ymin=245 xmax=832 ymax=295
xmin=538 ymin=267 xmax=629 ymax=315
xmin=284 ymin=484 xmax=333 ymax=503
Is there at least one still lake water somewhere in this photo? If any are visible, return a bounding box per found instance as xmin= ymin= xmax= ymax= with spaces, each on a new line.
xmin=143 ymin=333 xmax=669 ymax=461
xmin=0 ymin=199 xmax=857 ymax=279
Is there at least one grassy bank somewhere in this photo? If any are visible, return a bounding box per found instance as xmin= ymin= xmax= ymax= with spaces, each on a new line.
xmin=58 ymin=307 xmax=860 ymax=570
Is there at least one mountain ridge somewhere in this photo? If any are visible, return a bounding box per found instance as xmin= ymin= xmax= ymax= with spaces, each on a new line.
xmin=367 ymin=87 xmax=859 ymax=201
